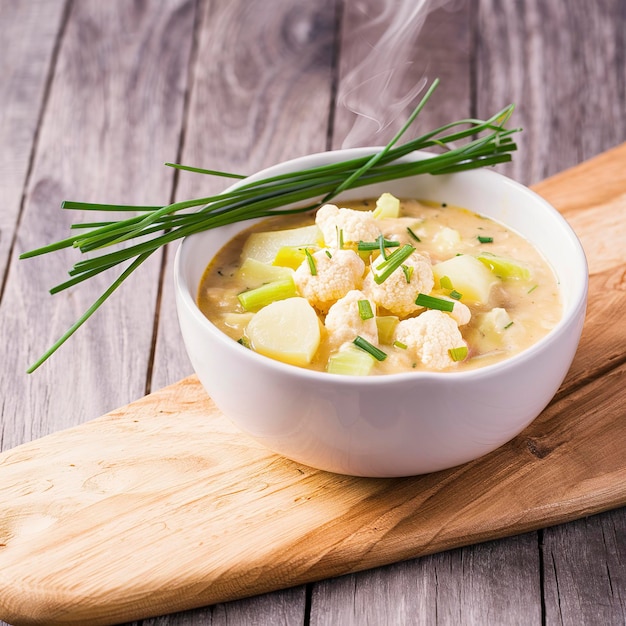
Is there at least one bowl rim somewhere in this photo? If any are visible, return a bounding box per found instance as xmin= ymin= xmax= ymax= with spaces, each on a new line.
xmin=175 ymin=147 xmax=589 ymax=385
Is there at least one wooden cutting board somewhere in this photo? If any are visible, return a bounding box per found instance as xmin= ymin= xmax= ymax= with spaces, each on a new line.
xmin=2 ymin=145 xmax=626 ymax=626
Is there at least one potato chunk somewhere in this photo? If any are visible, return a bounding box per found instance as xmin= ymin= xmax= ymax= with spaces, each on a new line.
xmin=433 ymin=254 xmax=498 ymax=304
xmin=236 ymin=257 xmax=293 ymax=289
xmin=246 ymin=297 xmax=321 ymax=366
xmin=241 ymin=225 xmax=322 ymax=264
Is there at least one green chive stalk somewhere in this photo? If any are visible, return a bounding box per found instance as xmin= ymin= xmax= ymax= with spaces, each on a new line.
xmin=357 ymin=299 xmax=374 ymax=320
xmin=448 ymin=346 xmax=469 ymax=362
xmin=372 ymin=245 xmax=416 ymax=284
xmin=21 ymin=78 xmax=520 ymax=372
xmin=357 ymin=238 xmax=400 ymax=252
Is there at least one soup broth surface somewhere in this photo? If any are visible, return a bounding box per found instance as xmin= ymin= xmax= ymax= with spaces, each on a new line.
xmin=198 ymin=197 xmax=561 ymax=374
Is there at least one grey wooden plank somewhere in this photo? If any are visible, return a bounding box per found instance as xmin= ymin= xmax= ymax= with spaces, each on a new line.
xmin=0 ymin=6 xmax=67 ymax=625
xmin=130 ymin=586 xmax=307 ymax=625
xmin=543 ymin=510 xmax=626 ymax=625
xmin=333 ymin=0 xmax=472 ymax=149
xmin=476 ymin=2 xmax=626 ymax=624
xmin=0 ymin=0 xmax=195 ymax=448
xmin=0 ymin=0 xmax=66 ymax=278
xmin=475 ymin=0 xmax=626 ymax=185
xmin=310 ymin=533 xmax=541 ymax=625
xmin=151 ymin=0 xmax=339 ymax=390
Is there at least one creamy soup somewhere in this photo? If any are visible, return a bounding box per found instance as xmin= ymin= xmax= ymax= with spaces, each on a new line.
xmin=197 ymin=195 xmax=561 ymax=375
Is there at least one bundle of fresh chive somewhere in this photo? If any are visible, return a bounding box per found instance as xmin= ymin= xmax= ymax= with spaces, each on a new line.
xmin=21 ymin=79 xmax=520 ymax=372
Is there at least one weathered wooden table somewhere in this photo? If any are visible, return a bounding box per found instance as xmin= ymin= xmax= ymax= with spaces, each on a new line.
xmin=1 ymin=1 xmax=625 ymax=624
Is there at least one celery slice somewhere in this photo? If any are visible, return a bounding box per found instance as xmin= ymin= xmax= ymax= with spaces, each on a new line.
xmin=477 ymin=252 xmax=531 ymax=280
xmin=376 ymin=316 xmax=399 ymax=344
xmin=326 ymin=345 xmax=375 ymax=375
xmin=238 ymin=277 xmax=297 ymax=311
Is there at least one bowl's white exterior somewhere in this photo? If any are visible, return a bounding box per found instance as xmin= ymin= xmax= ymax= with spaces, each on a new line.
xmin=175 ymin=149 xmax=588 ymax=477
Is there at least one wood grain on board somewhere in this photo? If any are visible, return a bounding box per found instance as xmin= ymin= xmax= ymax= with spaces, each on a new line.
xmin=0 ymin=145 xmax=625 ymax=626
xmin=2 ymin=1 xmax=626 ymax=625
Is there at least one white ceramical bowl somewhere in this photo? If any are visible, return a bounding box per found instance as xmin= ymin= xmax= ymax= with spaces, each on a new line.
xmin=175 ymin=148 xmax=588 ymax=477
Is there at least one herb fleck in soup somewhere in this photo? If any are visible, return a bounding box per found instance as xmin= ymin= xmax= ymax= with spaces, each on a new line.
xmin=197 ymin=195 xmax=561 ymax=375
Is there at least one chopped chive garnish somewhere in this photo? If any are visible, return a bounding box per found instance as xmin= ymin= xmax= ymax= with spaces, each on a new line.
xmin=357 ymin=238 xmax=400 ymax=251
xmin=407 ymin=226 xmax=421 ymax=242
xmin=439 ymin=275 xmax=453 ymax=290
xmin=504 ymin=321 xmax=514 ymax=329
xmin=393 ymin=340 xmax=407 ymax=350
xmin=477 ymin=235 xmax=494 ymax=243
xmin=305 ymin=248 xmax=317 ymax=275
xmin=325 ymin=250 xmax=332 ymax=258
xmin=449 ymin=346 xmax=468 ymax=362
xmin=336 ymin=226 xmax=344 ymax=249
xmin=401 ymin=264 xmax=413 ymax=283
xmin=449 ymin=289 xmax=462 ymax=300
xmin=378 ymin=234 xmax=388 ymax=260
xmin=358 ymin=299 xmax=374 ymax=320
xmin=373 ymin=244 xmax=415 ymax=284
xmin=353 ymin=336 xmax=387 ymax=361
xmin=528 ymin=284 xmax=538 ymax=293
xmin=237 ymin=337 xmax=251 ymax=349
xmin=415 ymin=293 xmax=455 ymax=312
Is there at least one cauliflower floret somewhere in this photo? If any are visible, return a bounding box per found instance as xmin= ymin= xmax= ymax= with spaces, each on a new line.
xmin=324 ymin=290 xmax=378 ymax=350
xmin=481 ymin=307 xmax=513 ymax=332
xmin=394 ymin=310 xmax=467 ymax=370
xmin=363 ymin=251 xmax=434 ymax=317
xmin=439 ymin=295 xmax=471 ymax=325
xmin=294 ymin=248 xmax=365 ymax=313
xmin=315 ymin=203 xmax=381 ymax=248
